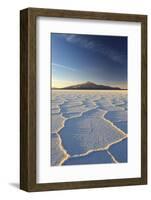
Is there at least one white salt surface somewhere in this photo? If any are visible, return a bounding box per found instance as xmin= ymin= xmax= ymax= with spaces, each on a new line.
xmin=51 ymin=90 xmax=127 ymax=166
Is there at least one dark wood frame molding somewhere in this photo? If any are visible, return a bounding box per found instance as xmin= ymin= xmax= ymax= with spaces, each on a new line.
xmin=20 ymin=7 xmax=147 ymax=192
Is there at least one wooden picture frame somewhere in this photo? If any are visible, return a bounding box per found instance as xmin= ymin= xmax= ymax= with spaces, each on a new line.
xmin=20 ymin=7 xmax=147 ymax=192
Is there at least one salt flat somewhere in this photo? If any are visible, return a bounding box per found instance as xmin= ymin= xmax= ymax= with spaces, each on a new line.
xmin=51 ymin=90 xmax=127 ymax=166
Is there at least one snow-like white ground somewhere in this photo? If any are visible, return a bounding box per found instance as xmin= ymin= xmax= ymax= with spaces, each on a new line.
xmin=51 ymin=90 xmax=128 ymax=166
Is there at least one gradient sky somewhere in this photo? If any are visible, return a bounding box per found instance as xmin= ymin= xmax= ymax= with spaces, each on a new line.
xmin=51 ymin=33 xmax=127 ymax=89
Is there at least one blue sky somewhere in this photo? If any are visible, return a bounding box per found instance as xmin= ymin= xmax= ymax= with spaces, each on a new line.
xmin=51 ymin=33 xmax=127 ymax=89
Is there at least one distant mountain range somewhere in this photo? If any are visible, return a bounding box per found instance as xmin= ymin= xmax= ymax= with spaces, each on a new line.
xmin=53 ymin=81 xmax=125 ymax=90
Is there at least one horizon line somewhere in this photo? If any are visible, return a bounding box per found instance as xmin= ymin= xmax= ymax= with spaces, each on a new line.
xmin=51 ymin=81 xmax=127 ymax=90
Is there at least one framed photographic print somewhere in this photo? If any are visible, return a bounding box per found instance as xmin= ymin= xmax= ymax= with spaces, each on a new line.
xmin=20 ymin=8 xmax=147 ymax=191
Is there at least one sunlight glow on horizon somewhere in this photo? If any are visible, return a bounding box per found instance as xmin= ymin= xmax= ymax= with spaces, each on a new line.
xmin=52 ymin=80 xmax=82 ymax=88
xmin=52 ymin=79 xmax=127 ymax=89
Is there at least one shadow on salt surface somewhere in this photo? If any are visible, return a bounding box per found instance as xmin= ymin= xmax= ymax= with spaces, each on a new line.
xmin=116 ymin=102 xmax=127 ymax=111
xmin=94 ymin=99 xmax=124 ymax=111
xmin=59 ymin=108 xmax=125 ymax=156
xmin=108 ymin=138 xmax=128 ymax=163
xmin=114 ymin=121 xmax=127 ymax=134
xmin=63 ymin=150 xmax=113 ymax=165
xmin=60 ymin=104 xmax=86 ymax=116
xmin=60 ymin=99 xmax=97 ymax=119
xmin=104 ymin=110 xmax=127 ymax=133
xmin=63 ymin=112 xmax=82 ymax=118
xmin=105 ymin=110 xmax=127 ymax=122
